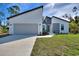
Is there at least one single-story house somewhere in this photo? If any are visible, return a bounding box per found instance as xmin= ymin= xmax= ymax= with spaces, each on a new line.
xmin=7 ymin=6 xmax=69 ymax=35
xmin=43 ymin=16 xmax=69 ymax=34
xmin=7 ymin=6 xmax=43 ymax=35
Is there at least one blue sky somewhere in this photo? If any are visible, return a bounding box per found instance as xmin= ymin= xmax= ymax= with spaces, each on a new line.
xmin=0 ymin=3 xmax=45 ymax=17
xmin=0 ymin=3 xmax=45 ymax=25
xmin=43 ymin=3 xmax=79 ymax=20
xmin=0 ymin=3 xmax=79 ymax=25
xmin=0 ymin=3 xmax=71 ymax=18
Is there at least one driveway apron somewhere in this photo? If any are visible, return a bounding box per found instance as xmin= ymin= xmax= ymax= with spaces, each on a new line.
xmin=0 ymin=35 xmax=36 ymax=56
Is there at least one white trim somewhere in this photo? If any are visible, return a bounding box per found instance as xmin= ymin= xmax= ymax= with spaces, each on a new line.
xmin=10 ymin=23 xmax=42 ymax=35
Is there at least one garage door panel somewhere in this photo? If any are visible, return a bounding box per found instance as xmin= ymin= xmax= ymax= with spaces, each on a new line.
xmin=14 ymin=24 xmax=38 ymax=35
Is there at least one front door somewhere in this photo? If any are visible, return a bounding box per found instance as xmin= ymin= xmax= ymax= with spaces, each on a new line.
xmin=53 ymin=23 xmax=60 ymax=34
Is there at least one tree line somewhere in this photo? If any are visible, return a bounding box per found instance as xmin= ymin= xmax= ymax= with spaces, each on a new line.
xmin=62 ymin=6 xmax=79 ymax=34
xmin=0 ymin=4 xmax=20 ymax=34
xmin=69 ymin=16 xmax=79 ymax=34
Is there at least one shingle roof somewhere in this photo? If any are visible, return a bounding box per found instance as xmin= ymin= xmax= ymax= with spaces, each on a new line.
xmin=43 ymin=16 xmax=52 ymax=24
xmin=7 ymin=6 xmax=43 ymax=19
xmin=52 ymin=16 xmax=69 ymax=22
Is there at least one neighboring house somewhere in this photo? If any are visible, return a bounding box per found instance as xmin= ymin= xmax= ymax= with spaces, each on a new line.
xmin=43 ymin=16 xmax=69 ymax=34
xmin=7 ymin=6 xmax=69 ymax=35
xmin=7 ymin=6 xmax=43 ymax=35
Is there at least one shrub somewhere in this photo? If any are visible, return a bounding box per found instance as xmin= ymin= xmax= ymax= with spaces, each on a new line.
xmin=69 ymin=21 xmax=78 ymax=34
xmin=2 ymin=26 xmax=8 ymax=33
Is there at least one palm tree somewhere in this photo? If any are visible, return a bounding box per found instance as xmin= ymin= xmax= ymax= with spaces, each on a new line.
xmin=72 ymin=6 xmax=79 ymax=16
xmin=7 ymin=5 xmax=20 ymax=15
xmin=0 ymin=12 xmax=5 ymax=26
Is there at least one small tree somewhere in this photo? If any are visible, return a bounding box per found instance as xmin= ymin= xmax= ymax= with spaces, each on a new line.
xmin=69 ymin=21 xmax=78 ymax=34
xmin=74 ymin=16 xmax=79 ymax=23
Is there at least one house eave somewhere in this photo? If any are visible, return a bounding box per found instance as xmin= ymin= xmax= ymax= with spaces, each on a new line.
xmin=52 ymin=16 xmax=69 ymax=23
xmin=7 ymin=6 xmax=43 ymax=20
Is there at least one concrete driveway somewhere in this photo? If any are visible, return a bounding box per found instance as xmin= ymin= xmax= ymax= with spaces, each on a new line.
xmin=0 ymin=35 xmax=36 ymax=56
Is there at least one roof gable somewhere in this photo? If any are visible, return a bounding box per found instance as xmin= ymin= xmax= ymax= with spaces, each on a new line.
xmin=52 ymin=16 xmax=69 ymax=22
xmin=43 ymin=16 xmax=52 ymax=24
xmin=7 ymin=6 xmax=43 ymax=19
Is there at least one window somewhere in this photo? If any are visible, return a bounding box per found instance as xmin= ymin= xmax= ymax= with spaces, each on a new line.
xmin=46 ymin=25 xmax=50 ymax=32
xmin=61 ymin=24 xmax=64 ymax=30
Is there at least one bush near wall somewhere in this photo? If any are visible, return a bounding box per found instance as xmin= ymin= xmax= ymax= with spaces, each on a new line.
xmin=0 ymin=26 xmax=8 ymax=34
xmin=69 ymin=21 xmax=78 ymax=34
xmin=2 ymin=26 xmax=8 ymax=33
xmin=0 ymin=26 xmax=3 ymax=34
xmin=69 ymin=16 xmax=79 ymax=34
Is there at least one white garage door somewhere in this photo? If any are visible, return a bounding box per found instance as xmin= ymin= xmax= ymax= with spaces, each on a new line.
xmin=14 ymin=24 xmax=38 ymax=35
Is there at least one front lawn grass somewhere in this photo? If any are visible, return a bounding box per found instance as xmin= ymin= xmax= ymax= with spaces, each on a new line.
xmin=31 ymin=34 xmax=79 ymax=56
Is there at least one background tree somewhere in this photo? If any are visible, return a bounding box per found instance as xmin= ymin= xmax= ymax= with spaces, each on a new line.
xmin=7 ymin=5 xmax=20 ymax=15
xmin=62 ymin=13 xmax=74 ymax=22
xmin=72 ymin=6 xmax=79 ymax=16
xmin=0 ymin=12 xmax=5 ymax=26
xmin=0 ymin=12 xmax=8 ymax=34
xmin=74 ymin=16 xmax=79 ymax=23
xmin=62 ymin=14 xmax=70 ymax=19
xmin=62 ymin=6 xmax=79 ymax=34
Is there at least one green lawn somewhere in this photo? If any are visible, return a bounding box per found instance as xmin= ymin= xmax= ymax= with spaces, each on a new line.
xmin=31 ymin=34 xmax=79 ymax=56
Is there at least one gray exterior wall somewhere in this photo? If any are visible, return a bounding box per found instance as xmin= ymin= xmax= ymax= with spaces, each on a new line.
xmin=8 ymin=7 xmax=43 ymax=35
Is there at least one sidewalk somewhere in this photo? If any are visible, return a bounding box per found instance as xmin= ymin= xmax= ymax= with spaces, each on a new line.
xmin=37 ymin=34 xmax=54 ymax=38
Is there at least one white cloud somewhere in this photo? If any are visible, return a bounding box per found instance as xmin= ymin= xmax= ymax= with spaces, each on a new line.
xmin=43 ymin=3 xmax=79 ymax=19
xmin=43 ymin=3 xmax=55 ymax=16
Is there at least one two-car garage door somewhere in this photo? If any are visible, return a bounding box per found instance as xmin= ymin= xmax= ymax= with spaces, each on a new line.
xmin=14 ymin=24 xmax=38 ymax=35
